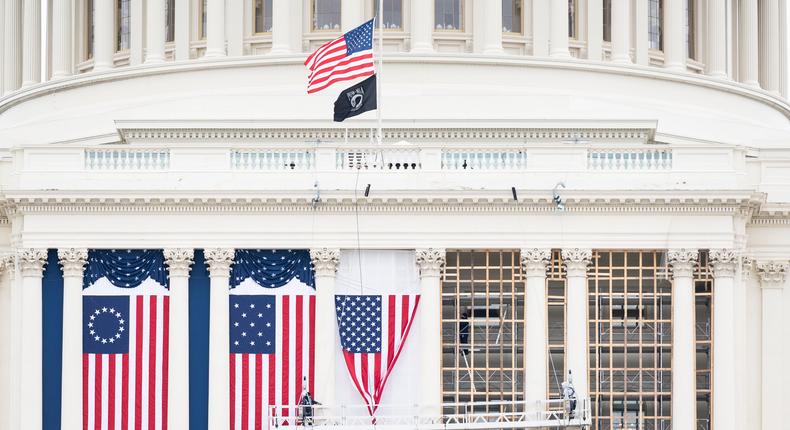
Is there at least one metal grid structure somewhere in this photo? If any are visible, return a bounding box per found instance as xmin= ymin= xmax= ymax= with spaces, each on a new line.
xmin=441 ymin=250 xmax=526 ymax=414
xmin=693 ymin=251 xmax=713 ymax=430
xmin=547 ymin=250 xmax=567 ymax=401
xmin=588 ymin=250 xmax=673 ymax=430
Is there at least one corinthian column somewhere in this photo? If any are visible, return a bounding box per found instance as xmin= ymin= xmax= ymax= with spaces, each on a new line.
xmin=0 ymin=254 xmax=16 ymax=430
xmin=756 ymin=261 xmax=787 ymax=430
xmin=51 ymin=0 xmax=73 ymax=78
xmin=164 ymin=249 xmax=194 ymax=430
xmin=610 ymin=0 xmax=631 ymax=63
xmin=706 ymin=0 xmax=726 ymax=78
xmin=309 ymin=248 xmax=340 ymax=409
xmin=663 ymin=0 xmax=685 ymax=71
xmin=520 ymin=249 xmax=550 ymax=415
xmin=739 ymin=0 xmax=759 ymax=87
xmin=18 ymin=248 xmax=47 ymax=430
xmin=93 ymin=0 xmax=115 ymax=70
xmin=58 ymin=248 xmax=88 ymax=430
xmin=549 ymin=0 xmax=570 ymax=58
xmin=270 ymin=0 xmax=293 ymax=54
xmin=561 ymin=248 xmax=592 ymax=416
xmin=21 ymin=0 xmax=40 ymax=86
xmin=205 ymin=248 xmax=234 ymax=430
xmin=205 ymin=0 xmax=226 ymax=57
xmin=410 ymin=0 xmax=433 ymax=53
xmin=146 ymin=0 xmax=166 ymax=63
xmin=415 ymin=248 xmax=446 ymax=416
xmin=709 ymin=249 xmax=736 ymax=430
xmin=4 ymin=0 xmax=23 ymax=93
xmin=668 ymin=249 xmax=698 ymax=430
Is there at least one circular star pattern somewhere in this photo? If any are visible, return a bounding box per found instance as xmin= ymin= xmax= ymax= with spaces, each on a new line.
xmin=87 ymin=306 xmax=126 ymax=345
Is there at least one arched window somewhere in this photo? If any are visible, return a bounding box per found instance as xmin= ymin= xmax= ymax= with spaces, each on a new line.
xmin=435 ymin=0 xmax=462 ymax=31
xmin=116 ymin=0 xmax=131 ymax=51
xmin=254 ymin=0 xmax=273 ymax=33
xmin=312 ymin=0 xmax=341 ymax=31
xmin=374 ymin=0 xmax=403 ymax=30
xmin=502 ymin=0 xmax=523 ymax=34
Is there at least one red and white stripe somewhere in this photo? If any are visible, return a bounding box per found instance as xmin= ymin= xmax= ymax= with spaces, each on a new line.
xmin=342 ymin=294 xmax=420 ymax=416
xmin=84 ymin=295 xmax=170 ymax=430
xmin=304 ymin=36 xmax=375 ymax=94
xmin=230 ymin=294 xmax=316 ymax=430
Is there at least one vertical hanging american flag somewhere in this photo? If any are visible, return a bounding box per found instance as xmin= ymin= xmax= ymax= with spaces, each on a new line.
xmin=303 ymin=19 xmax=376 ymax=94
xmin=335 ymin=294 xmax=420 ymax=416
xmin=82 ymin=294 xmax=169 ymax=430
xmin=229 ymin=290 xmax=316 ymax=429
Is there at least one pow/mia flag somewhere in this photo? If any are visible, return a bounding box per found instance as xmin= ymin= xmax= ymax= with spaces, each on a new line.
xmin=333 ymin=74 xmax=377 ymax=122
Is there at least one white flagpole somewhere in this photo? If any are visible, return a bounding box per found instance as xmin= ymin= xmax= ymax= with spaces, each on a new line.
xmin=376 ymin=0 xmax=384 ymax=145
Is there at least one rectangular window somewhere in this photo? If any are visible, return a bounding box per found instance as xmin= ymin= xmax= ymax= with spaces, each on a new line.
xmin=254 ymin=0 xmax=273 ymax=33
xmin=116 ymin=0 xmax=131 ymax=51
xmin=374 ymin=0 xmax=403 ymax=30
xmin=648 ymin=0 xmax=663 ymax=50
xmin=200 ymin=0 xmax=207 ymax=39
xmin=86 ymin=0 xmax=95 ymax=59
xmin=603 ymin=0 xmax=611 ymax=42
xmin=313 ymin=0 xmax=341 ymax=31
xmin=501 ymin=0 xmax=522 ymax=34
xmin=568 ymin=0 xmax=577 ymax=38
xmin=166 ymin=0 xmax=175 ymax=42
xmin=435 ymin=0 xmax=462 ymax=31
xmin=685 ymin=0 xmax=695 ymax=59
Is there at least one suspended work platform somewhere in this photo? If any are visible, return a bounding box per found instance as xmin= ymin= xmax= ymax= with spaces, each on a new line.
xmin=269 ymin=399 xmax=592 ymax=430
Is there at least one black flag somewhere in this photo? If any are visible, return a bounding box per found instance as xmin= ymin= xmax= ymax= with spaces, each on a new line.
xmin=333 ymin=74 xmax=377 ymax=122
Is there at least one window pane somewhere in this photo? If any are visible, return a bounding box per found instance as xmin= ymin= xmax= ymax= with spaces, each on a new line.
xmin=685 ymin=0 xmax=695 ymax=59
xmin=255 ymin=0 xmax=273 ymax=33
xmin=603 ymin=0 xmax=611 ymax=42
xmin=117 ymin=0 xmax=131 ymax=51
xmin=87 ymin=0 xmax=94 ymax=59
xmin=435 ymin=0 xmax=462 ymax=31
xmin=374 ymin=0 xmax=403 ymax=29
xmin=165 ymin=0 xmax=175 ymax=42
xmin=200 ymin=0 xmax=207 ymax=39
xmin=648 ymin=0 xmax=663 ymax=50
xmin=313 ymin=0 xmax=341 ymax=31
xmin=501 ymin=0 xmax=522 ymax=33
xmin=568 ymin=0 xmax=576 ymax=38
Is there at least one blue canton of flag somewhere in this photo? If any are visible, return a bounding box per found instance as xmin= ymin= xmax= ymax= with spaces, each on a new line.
xmin=83 ymin=296 xmax=129 ymax=354
xmin=230 ymin=295 xmax=276 ymax=354
xmin=335 ymin=295 xmax=382 ymax=353
xmin=344 ymin=19 xmax=374 ymax=55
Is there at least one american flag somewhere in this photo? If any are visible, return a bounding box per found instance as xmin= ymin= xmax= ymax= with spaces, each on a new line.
xmin=304 ymin=19 xmax=376 ymax=94
xmin=83 ymin=294 xmax=169 ymax=430
xmin=229 ymin=291 xmax=315 ymax=429
xmin=335 ymin=294 xmax=420 ymax=416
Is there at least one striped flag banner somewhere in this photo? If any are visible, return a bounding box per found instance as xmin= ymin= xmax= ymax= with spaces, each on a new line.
xmin=229 ymin=291 xmax=316 ymax=429
xmin=83 ymin=294 xmax=169 ymax=430
xmin=303 ymin=19 xmax=376 ymax=94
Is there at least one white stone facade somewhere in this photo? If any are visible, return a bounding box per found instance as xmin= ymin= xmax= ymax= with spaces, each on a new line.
xmin=0 ymin=1 xmax=789 ymax=430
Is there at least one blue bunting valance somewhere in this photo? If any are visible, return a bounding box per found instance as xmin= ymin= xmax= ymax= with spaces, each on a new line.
xmin=83 ymin=249 xmax=169 ymax=289
xmin=231 ymin=249 xmax=315 ymax=289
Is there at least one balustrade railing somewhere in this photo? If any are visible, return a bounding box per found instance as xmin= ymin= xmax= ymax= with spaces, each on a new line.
xmin=441 ymin=150 xmax=527 ymax=170
xmin=84 ymin=149 xmax=169 ymax=170
xmin=231 ymin=149 xmax=314 ymax=170
xmin=336 ymin=148 xmax=421 ymax=170
xmin=588 ymin=149 xmax=672 ymax=170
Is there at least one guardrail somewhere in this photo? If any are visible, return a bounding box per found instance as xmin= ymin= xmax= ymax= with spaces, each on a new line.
xmin=230 ymin=149 xmax=314 ymax=170
xmin=84 ymin=149 xmax=170 ymax=170
xmin=588 ymin=149 xmax=672 ymax=170
xmin=336 ymin=148 xmax=421 ymax=170
xmin=441 ymin=150 xmax=527 ymax=170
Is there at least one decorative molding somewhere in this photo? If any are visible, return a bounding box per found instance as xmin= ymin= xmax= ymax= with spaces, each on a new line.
xmin=667 ymin=249 xmax=699 ymax=278
xmin=204 ymin=248 xmax=235 ymax=276
xmin=415 ymin=248 xmax=447 ymax=278
xmin=561 ymin=248 xmax=593 ymax=277
xmin=0 ymin=253 xmax=16 ymax=274
xmin=756 ymin=261 xmax=788 ymax=287
xmin=57 ymin=248 xmax=88 ymax=276
xmin=163 ymin=248 xmax=195 ymax=276
xmin=309 ymin=248 xmax=340 ymax=276
xmin=520 ymin=248 xmax=552 ymax=277
xmin=709 ymin=249 xmax=737 ymax=278
xmin=17 ymin=248 xmax=48 ymax=276
xmin=741 ymin=257 xmax=755 ymax=279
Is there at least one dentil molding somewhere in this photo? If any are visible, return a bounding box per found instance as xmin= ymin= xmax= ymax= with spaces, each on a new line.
xmin=309 ymin=248 xmax=340 ymax=275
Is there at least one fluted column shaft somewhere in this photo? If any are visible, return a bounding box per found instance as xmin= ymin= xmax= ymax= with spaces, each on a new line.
xmin=762 ymin=0 xmax=780 ymax=93
xmin=226 ymin=0 xmax=243 ymax=56
xmin=668 ymin=249 xmax=698 ymax=430
xmin=59 ymin=249 xmax=88 ymax=430
xmin=586 ymin=0 xmax=602 ymax=61
xmin=270 ymin=0 xmax=293 ymax=54
xmin=756 ymin=262 xmax=787 ymax=430
xmin=174 ymin=0 xmax=189 ymax=60
xmin=663 ymin=0 xmax=685 ymax=71
xmin=710 ymin=250 xmax=737 ymax=430
xmin=415 ymin=249 xmax=445 ymax=415
xmin=473 ymin=0 xmax=501 ymax=54
xmin=0 ymin=255 xmax=15 ymax=430
xmin=634 ymin=0 xmax=649 ymax=65
xmin=21 ymin=0 xmax=40 ymax=86
xmin=341 ymin=0 xmax=364 ymax=32
xmin=531 ymin=0 xmax=549 ymax=56
xmin=310 ymin=249 xmax=340 ymax=410
xmin=610 ymin=0 xmax=631 ymax=63
xmin=19 ymin=249 xmax=47 ymax=430
xmin=706 ymin=0 xmax=727 ymax=78
xmin=164 ymin=249 xmax=194 ymax=430
xmin=206 ymin=249 xmax=234 ymax=430
xmin=739 ymin=0 xmax=759 ymax=86
xmin=93 ymin=0 xmax=115 ymax=70
xmin=549 ymin=0 xmax=570 ymax=58
xmin=521 ymin=249 xmax=550 ymax=413
xmin=3 ymin=0 xmax=22 ymax=93
xmin=146 ymin=0 xmax=167 ymax=63
xmin=561 ymin=248 xmax=592 ymax=416
xmin=51 ymin=0 xmax=73 ymax=78
xmin=410 ymin=0 xmax=432 ymax=53
xmin=205 ymin=0 xmax=226 ymax=57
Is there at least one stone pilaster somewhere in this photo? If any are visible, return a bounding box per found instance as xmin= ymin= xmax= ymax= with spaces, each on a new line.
xmin=415 ymin=248 xmax=446 ymax=415
xmin=205 ymin=248 xmax=234 ymax=430
xmin=561 ymin=248 xmax=592 ymax=416
xmin=520 ymin=248 xmax=551 ymax=412
xmin=668 ymin=249 xmax=698 ymax=430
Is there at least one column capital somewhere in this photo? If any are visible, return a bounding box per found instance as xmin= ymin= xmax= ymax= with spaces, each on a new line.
xmin=57 ymin=248 xmax=88 ymax=276
xmin=310 ymin=248 xmax=340 ymax=276
xmin=164 ymin=248 xmax=194 ymax=277
xmin=741 ymin=256 xmax=755 ymax=279
xmin=561 ymin=248 xmax=592 ymax=276
xmin=18 ymin=248 xmax=47 ymax=277
xmin=520 ymin=248 xmax=551 ymax=276
xmin=0 ymin=253 xmax=16 ymax=274
xmin=756 ymin=261 xmax=788 ymax=288
xmin=415 ymin=248 xmax=446 ymax=278
xmin=668 ymin=249 xmax=699 ymax=278
xmin=205 ymin=248 xmax=234 ymax=276
xmin=709 ymin=249 xmax=737 ymax=278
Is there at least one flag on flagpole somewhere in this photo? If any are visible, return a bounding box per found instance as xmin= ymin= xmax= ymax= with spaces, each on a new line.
xmin=335 ymin=294 xmax=420 ymax=416
xmin=334 ymin=74 xmax=377 ymax=122
xmin=304 ymin=19 xmax=376 ymax=94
